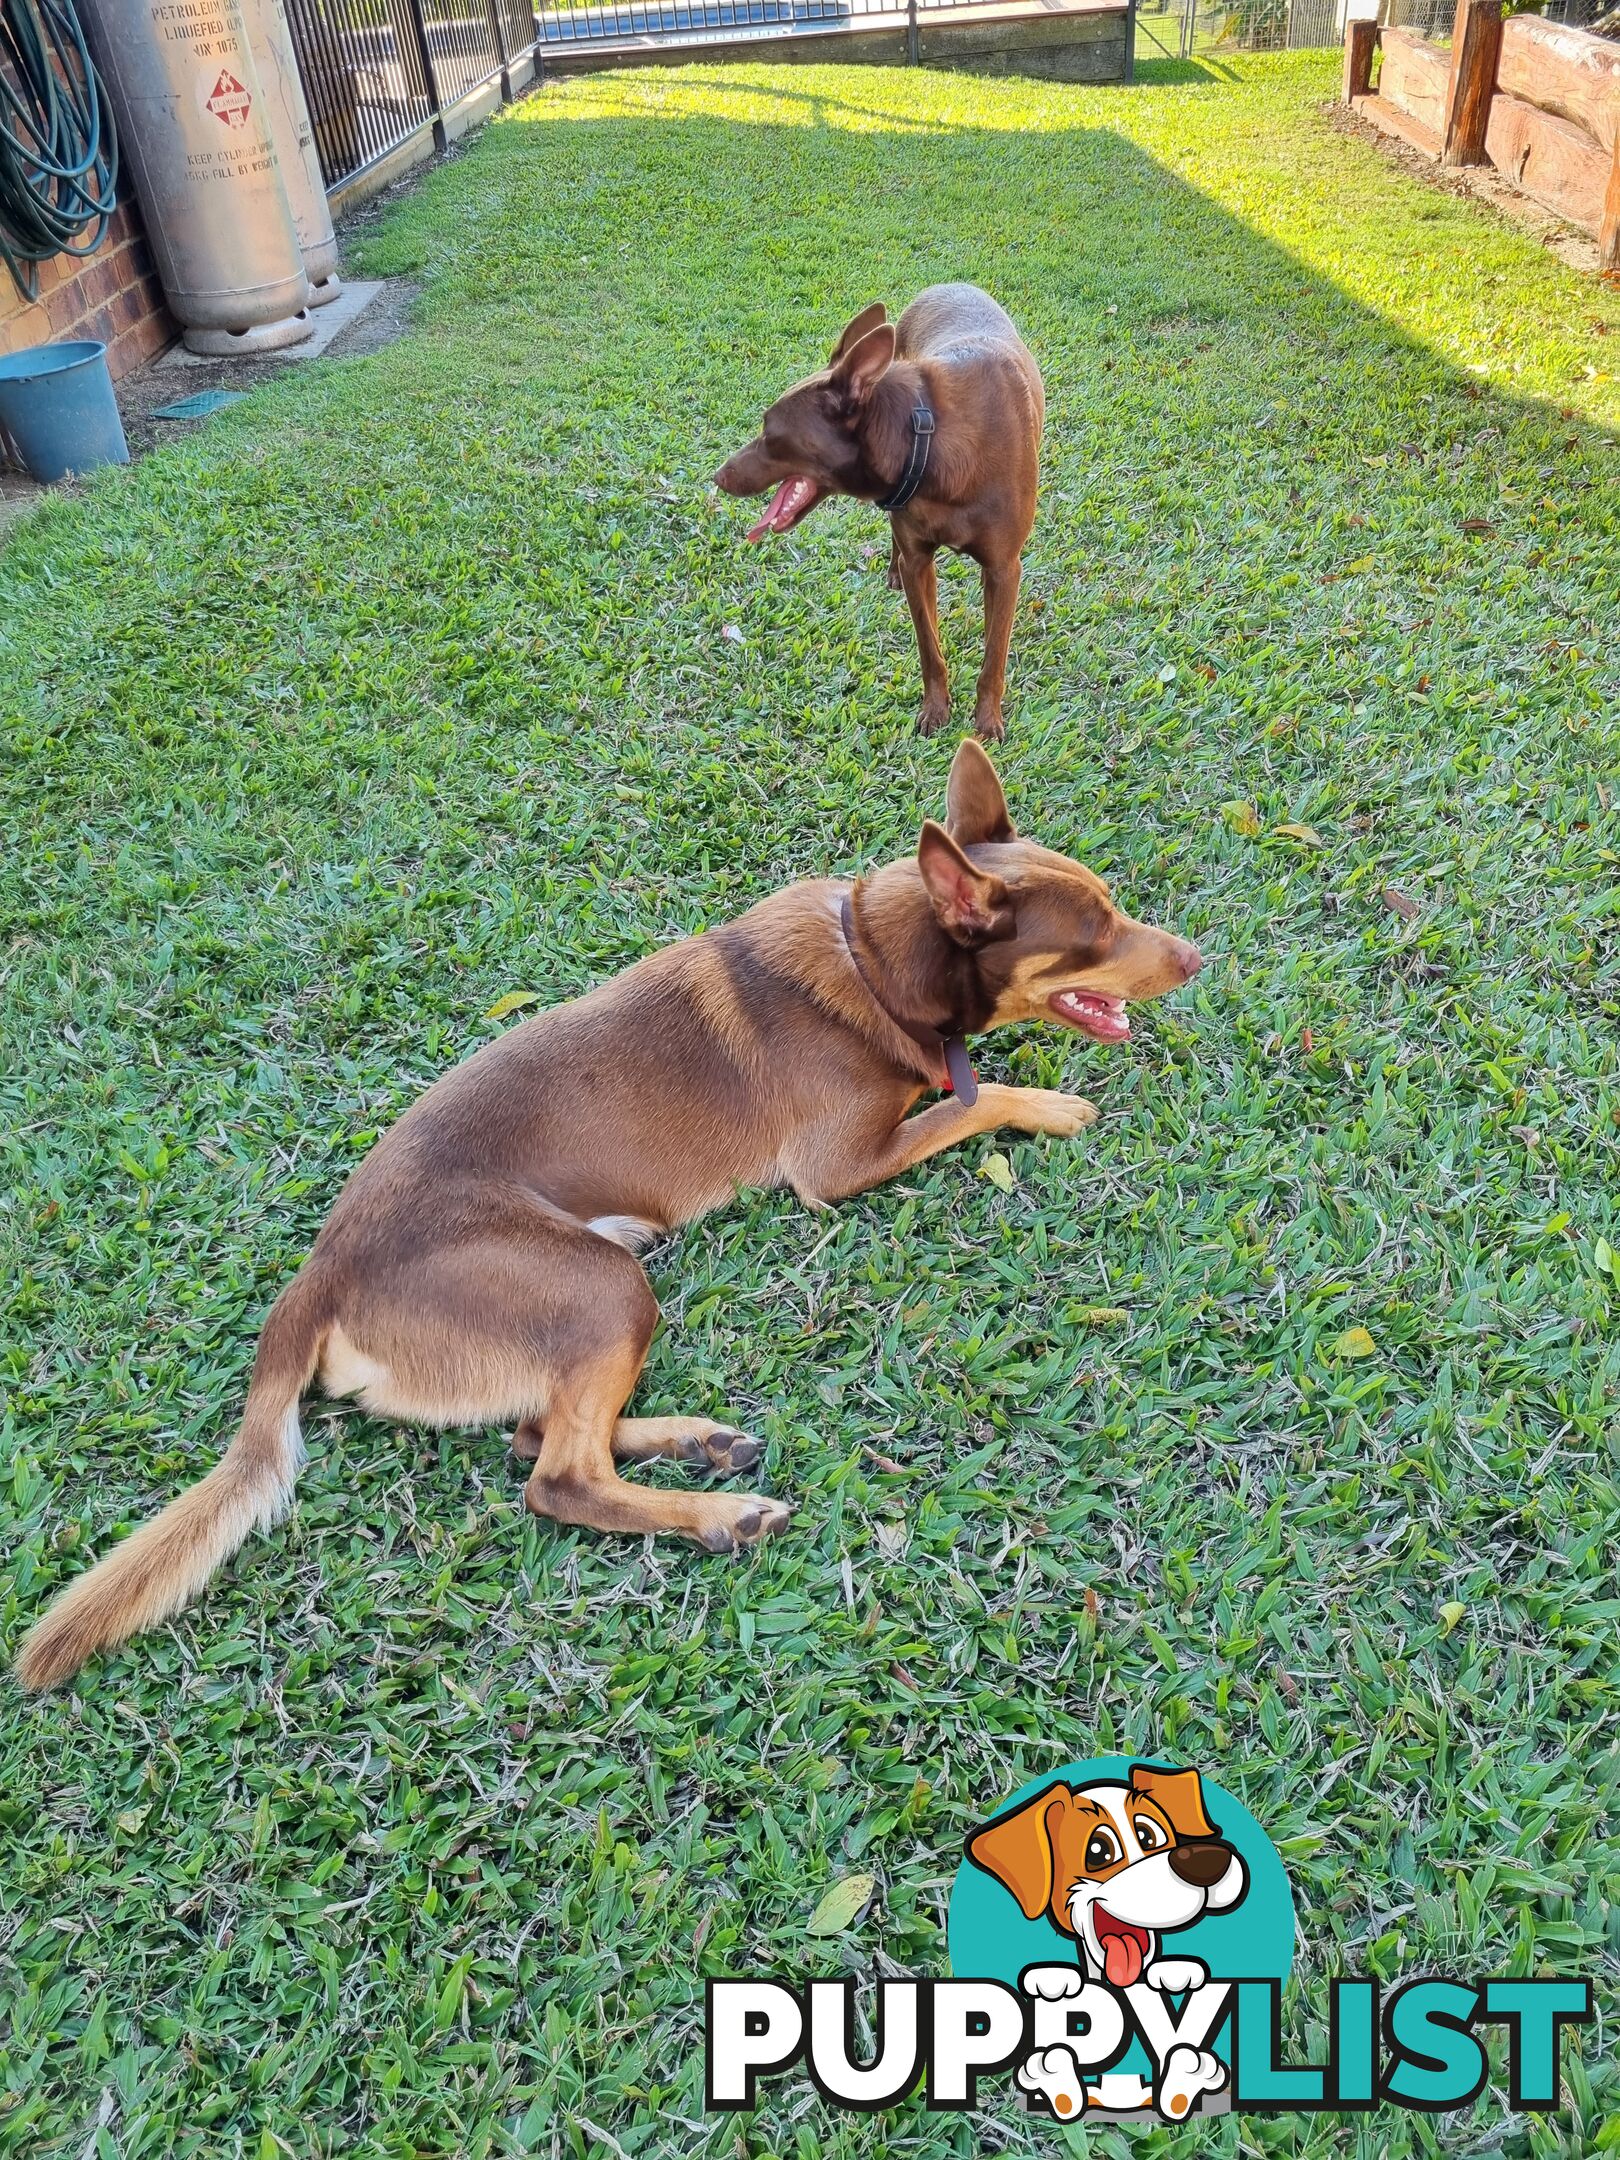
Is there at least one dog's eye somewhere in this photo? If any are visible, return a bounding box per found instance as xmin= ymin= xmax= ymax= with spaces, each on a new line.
xmin=1084 ymin=1829 xmax=1119 ymax=1871
xmin=1134 ymin=1816 xmax=1167 ymax=1851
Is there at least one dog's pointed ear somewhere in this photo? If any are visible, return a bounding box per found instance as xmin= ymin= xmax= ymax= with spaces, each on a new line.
xmin=917 ymin=821 xmax=1015 ymax=947
xmin=946 ymin=738 xmax=1016 ymax=846
xmin=831 ymin=323 xmax=896 ymax=407
xmin=1129 ymin=1765 xmax=1218 ymax=1842
xmin=967 ymin=1784 xmax=1070 ymax=1920
xmin=829 ymin=302 xmax=888 ymax=364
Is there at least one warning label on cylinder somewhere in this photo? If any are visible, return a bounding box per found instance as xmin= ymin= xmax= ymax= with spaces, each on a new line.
xmin=203 ymin=68 xmax=252 ymax=128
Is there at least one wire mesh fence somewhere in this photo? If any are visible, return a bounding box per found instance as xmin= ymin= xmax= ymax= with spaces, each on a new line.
xmin=1146 ymin=0 xmax=1461 ymax=57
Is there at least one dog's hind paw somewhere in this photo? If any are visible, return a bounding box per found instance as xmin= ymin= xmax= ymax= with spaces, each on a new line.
xmin=695 ymin=1493 xmax=793 ymax=1553
xmin=1156 ymin=2046 xmax=1227 ymax=2122
xmin=679 ymin=1425 xmax=762 ymax=1477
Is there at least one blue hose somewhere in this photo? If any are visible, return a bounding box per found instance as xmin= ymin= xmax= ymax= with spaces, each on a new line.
xmin=0 ymin=0 xmax=118 ymax=303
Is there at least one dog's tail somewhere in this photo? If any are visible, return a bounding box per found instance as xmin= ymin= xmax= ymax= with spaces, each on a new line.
xmin=14 ymin=1275 xmax=329 ymax=1692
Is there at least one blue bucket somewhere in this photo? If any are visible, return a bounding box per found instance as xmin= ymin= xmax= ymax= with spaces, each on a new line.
xmin=0 ymin=340 xmax=129 ymax=484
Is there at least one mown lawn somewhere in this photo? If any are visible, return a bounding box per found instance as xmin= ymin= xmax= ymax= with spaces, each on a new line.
xmin=2 ymin=47 xmax=1617 ymax=2160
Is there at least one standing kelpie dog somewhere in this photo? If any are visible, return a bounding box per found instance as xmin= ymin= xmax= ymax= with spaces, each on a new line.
xmin=714 ymin=285 xmax=1043 ymax=742
xmin=15 ymin=744 xmax=1199 ymax=1690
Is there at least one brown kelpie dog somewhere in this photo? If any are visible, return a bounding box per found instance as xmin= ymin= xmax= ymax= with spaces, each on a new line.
xmin=714 ymin=284 xmax=1043 ymax=742
xmin=16 ymin=744 xmax=1199 ymax=1690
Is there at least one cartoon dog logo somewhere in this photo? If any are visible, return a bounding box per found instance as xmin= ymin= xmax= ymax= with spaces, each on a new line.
xmin=966 ymin=1762 xmax=1249 ymax=2121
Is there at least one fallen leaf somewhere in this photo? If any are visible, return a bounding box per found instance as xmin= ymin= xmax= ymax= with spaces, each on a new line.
xmin=1300 ymin=1027 xmax=1314 ymax=1054
xmin=1595 ymin=1236 xmax=1617 ymax=1280
xmin=1343 ymin=554 xmax=1375 ymax=575
xmin=1272 ymin=823 xmax=1324 ymax=846
xmin=1084 ymin=1586 xmax=1101 ymax=1620
xmin=1077 ymin=1306 xmax=1129 ymax=1328
xmin=1332 ymin=1325 xmax=1377 ymax=1361
xmin=1438 ymin=1601 xmax=1466 ymax=1636
xmin=483 ymin=991 xmax=542 ymax=1021
xmin=1461 ymin=518 xmax=1495 ymax=536
xmin=979 ymin=1151 xmax=1016 ymax=1193
xmin=720 ymin=623 xmax=745 ymax=644
xmin=1221 ymin=799 xmax=1261 ymax=838
xmin=1157 ymin=663 xmax=1177 ymax=684
xmin=1382 ymin=886 xmax=1420 ymax=921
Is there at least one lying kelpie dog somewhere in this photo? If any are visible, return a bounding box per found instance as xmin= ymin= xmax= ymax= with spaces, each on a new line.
xmin=16 ymin=744 xmax=1199 ymax=1690
xmin=714 ymin=284 xmax=1043 ymax=742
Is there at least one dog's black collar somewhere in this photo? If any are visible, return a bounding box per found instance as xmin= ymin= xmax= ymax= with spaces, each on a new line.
xmin=876 ymin=400 xmax=936 ymax=514
xmin=839 ymin=889 xmax=978 ymax=1106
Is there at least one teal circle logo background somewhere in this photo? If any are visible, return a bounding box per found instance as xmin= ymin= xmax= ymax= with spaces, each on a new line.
xmin=947 ymin=1757 xmax=1295 ymax=2075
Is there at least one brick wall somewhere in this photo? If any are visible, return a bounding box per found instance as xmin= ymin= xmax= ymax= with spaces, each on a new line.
xmin=0 ymin=199 xmax=175 ymax=385
xmin=0 ymin=200 xmax=175 ymax=472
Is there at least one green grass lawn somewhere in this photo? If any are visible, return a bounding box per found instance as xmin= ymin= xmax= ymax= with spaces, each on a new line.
xmin=2 ymin=47 xmax=1617 ymax=2159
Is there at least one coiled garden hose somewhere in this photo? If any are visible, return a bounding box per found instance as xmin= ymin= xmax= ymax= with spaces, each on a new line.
xmin=0 ymin=0 xmax=117 ymax=303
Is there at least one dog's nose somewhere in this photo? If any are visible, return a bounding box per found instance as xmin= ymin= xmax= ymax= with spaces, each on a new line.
xmin=1177 ymin=940 xmax=1203 ymax=983
xmin=712 ymin=463 xmax=737 ymax=494
xmin=1168 ymin=1841 xmax=1230 ymax=1887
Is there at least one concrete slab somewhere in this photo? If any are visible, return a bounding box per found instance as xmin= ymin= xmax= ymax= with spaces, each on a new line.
xmin=157 ymin=281 xmax=386 ymax=371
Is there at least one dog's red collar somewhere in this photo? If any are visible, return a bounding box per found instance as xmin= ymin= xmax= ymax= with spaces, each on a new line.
xmin=839 ymin=889 xmax=978 ymax=1106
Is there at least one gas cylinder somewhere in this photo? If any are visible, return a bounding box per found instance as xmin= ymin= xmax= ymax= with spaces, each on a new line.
xmin=240 ymin=0 xmax=342 ymax=305
xmin=79 ymin=0 xmax=312 ymax=355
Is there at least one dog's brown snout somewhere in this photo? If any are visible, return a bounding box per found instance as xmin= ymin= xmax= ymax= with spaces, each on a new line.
xmin=1168 ymin=1841 xmax=1230 ymax=1886
xmin=1175 ymin=939 xmax=1203 ymax=983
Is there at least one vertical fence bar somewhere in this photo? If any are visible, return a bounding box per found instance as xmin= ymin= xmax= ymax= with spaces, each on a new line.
xmin=404 ymin=0 xmax=445 ymax=147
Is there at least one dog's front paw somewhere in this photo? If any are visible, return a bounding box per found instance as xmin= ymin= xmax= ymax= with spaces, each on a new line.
xmin=1022 ymin=1963 xmax=1087 ymax=2001
xmin=1155 ymin=2045 xmax=1227 ymax=2122
xmin=972 ymin=701 xmax=1006 ymax=743
xmin=916 ymin=695 xmax=952 ymax=737
xmin=1011 ymin=1088 xmax=1098 ymax=1139
xmin=1144 ymin=1957 xmax=1208 ymax=1995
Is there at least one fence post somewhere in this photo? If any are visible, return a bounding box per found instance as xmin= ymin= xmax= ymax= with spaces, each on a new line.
xmin=907 ymin=0 xmax=919 ymax=65
xmin=482 ymin=0 xmax=513 ymax=96
xmin=403 ymin=0 xmax=446 ymax=151
xmin=1342 ymin=15 xmax=1376 ymax=100
xmin=1125 ymin=0 xmax=1136 ymax=80
xmin=1602 ymin=131 xmax=1620 ymax=271
xmin=1440 ymin=0 xmax=1502 ymax=165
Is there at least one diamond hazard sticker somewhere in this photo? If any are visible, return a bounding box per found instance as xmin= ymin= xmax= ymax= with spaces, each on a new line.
xmin=203 ymin=70 xmax=252 ymax=129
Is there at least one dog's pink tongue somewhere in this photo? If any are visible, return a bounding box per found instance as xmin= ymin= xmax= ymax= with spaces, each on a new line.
xmin=1103 ymin=1935 xmax=1143 ymax=1988
xmin=746 ymin=479 xmax=797 ymax=542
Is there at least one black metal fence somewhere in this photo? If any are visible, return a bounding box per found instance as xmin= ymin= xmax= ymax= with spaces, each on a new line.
xmin=283 ymin=0 xmax=539 ymax=191
xmin=285 ymin=0 xmax=1110 ymax=191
